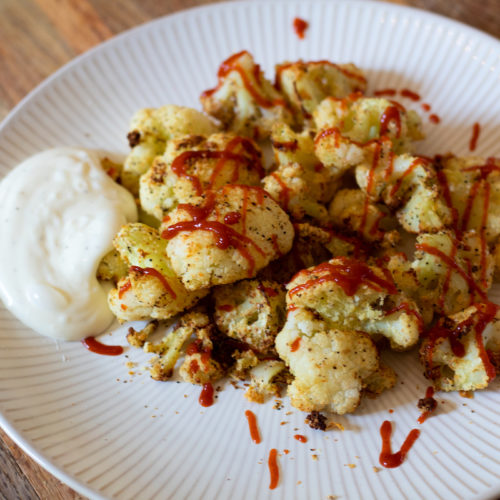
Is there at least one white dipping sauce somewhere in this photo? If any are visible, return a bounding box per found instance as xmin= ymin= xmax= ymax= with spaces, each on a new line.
xmin=0 ymin=148 xmax=138 ymax=340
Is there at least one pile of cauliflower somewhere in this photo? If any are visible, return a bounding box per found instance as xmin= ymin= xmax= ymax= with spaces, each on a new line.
xmin=98 ymin=50 xmax=500 ymax=419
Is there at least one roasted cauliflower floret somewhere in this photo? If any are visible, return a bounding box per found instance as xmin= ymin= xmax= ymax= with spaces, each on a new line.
xmin=412 ymin=231 xmax=492 ymax=316
xmin=434 ymin=155 xmax=500 ymax=241
xmin=200 ymin=50 xmax=293 ymax=140
xmin=97 ymin=249 xmax=128 ymax=283
xmin=140 ymin=133 xmax=263 ymax=219
xmin=122 ymin=105 xmax=218 ymax=194
xmin=355 ymin=155 xmax=452 ymax=233
xmin=108 ymin=223 xmax=207 ymax=321
xmin=162 ymin=185 xmax=294 ymax=290
xmin=329 ymin=188 xmax=399 ymax=246
xmin=420 ymin=303 xmax=500 ymax=391
xmin=262 ymin=123 xmax=338 ymax=222
xmin=275 ymin=61 xmax=367 ymax=126
xmin=244 ymin=359 xmax=287 ymax=403
xmin=287 ymin=257 xmax=422 ymax=349
xmin=314 ymin=94 xmax=423 ymax=153
xmin=213 ymin=278 xmax=286 ymax=353
xmin=363 ymin=362 xmax=398 ymax=397
xmin=276 ymin=307 xmax=379 ymax=414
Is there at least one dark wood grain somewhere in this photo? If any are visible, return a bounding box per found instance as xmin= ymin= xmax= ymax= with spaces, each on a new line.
xmin=0 ymin=0 xmax=498 ymax=498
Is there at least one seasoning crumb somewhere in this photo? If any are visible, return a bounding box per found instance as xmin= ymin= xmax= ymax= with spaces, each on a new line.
xmin=273 ymin=400 xmax=284 ymax=410
xmin=280 ymin=421 xmax=288 ymax=426
xmin=285 ymin=411 xmax=293 ymax=415
xmin=305 ymin=411 xmax=327 ymax=431
xmin=297 ymin=481 xmax=302 ymax=485
xmin=312 ymin=454 xmax=319 ymax=461
xmin=459 ymin=390 xmax=474 ymax=399
xmin=345 ymin=463 xmax=356 ymax=469
xmin=327 ymin=421 xmax=345 ymax=431
xmin=372 ymin=466 xmax=380 ymax=473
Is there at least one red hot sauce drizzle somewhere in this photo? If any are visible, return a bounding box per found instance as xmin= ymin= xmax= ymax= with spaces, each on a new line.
xmin=290 ymin=337 xmax=301 ymax=352
xmin=82 ymin=337 xmax=123 ymax=356
xmin=379 ymin=421 xmax=420 ymax=468
xmin=199 ymin=382 xmax=214 ymax=407
xmin=293 ymin=17 xmax=309 ymax=39
xmin=469 ymin=122 xmax=481 ymax=151
xmin=379 ymin=106 xmax=401 ymax=137
xmin=400 ymin=89 xmax=421 ymax=101
xmin=268 ymin=448 xmax=279 ymax=489
xmin=374 ymin=88 xmax=396 ymax=97
xmin=245 ymin=410 xmax=261 ymax=444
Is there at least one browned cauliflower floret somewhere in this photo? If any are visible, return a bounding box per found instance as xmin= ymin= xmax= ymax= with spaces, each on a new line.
xmin=275 ymin=307 xmax=379 ymax=414
xmin=287 ymin=257 xmax=423 ymax=350
xmin=178 ymin=310 xmax=225 ymax=385
xmin=262 ymin=123 xmax=338 ymax=222
xmin=122 ymin=105 xmax=218 ymax=194
xmin=244 ymin=359 xmax=287 ymax=403
xmin=328 ymin=188 xmax=399 ymax=246
xmin=275 ymin=60 xmax=367 ymax=126
xmin=161 ymin=185 xmax=294 ymax=290
xmin=200 ymin=51 xmax=293 ymax=140
xmin=420 ymin=303 xmax=500 ymax=391
xmin=213 ymin=278 xmax=286 ymax=353
xmin=355 ymin=154 xmax=452 ymax=233
xmin=108 ymin=223 xmax=207 ymax=322
xmin=127 ymin=319 xmax=159 ymax=348
xmin=140 ymin=133 xmax=263 ymax=220
xmin=412 ymin=231 xmax=493 ymax=317
xmin=363 ymin=363 xmax=398 ymax=397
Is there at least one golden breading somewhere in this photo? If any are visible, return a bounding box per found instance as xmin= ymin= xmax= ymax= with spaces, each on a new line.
xmin=122 ymin=105 xmax=218 ymax=194
xmin=140 ymin=133 xmax=263 ymax=219
xmin=286 ymin=257 xmax=423 ymax=350
xmin=200 ymin=51 xmax=293 ymax=140
xmin=420 ymin=303 xmax=500 ymax=391
xmin=108 ymin=223 xmax=207 ymax=322
xmin=275 ymin=307 xmax=379 ymax=414
xmin=161 ymin=185 xmax=294 ymax=290
xmin=328 ymin=188 xmax=399 ymax=246
xmin=213 ymin=278 xmax=286 ymax=353
xmin=275 ymin=60 xmax=367 ymax=126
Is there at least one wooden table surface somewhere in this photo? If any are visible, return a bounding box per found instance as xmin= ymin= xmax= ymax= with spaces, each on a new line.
xmin=0 ymin=0 xmax=498 ymax=498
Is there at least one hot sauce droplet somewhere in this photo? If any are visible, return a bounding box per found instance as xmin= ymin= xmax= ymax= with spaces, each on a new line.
xmin=379 ymin=420 xmax=420 ymax=468
xmin=290 ymin=337 xmax=301 ymax=352
xmin=294 ymin=434 xmax=307 ymax=443
xmin=199 ymin=382 xmax=214 ymax=407
xmin=469 ymin=122 xmax=481 ymax=151
xmin=245 ymin=410 xmax=261 ymax=444
xmin=82 ymin=337 xmax=123 ymax=356
xmin=400 ymin=89 xmax=420 ymax=101
xmin=268 ymin=448 xmax=280 ymax=489
xmin=293 ymin=17 xmax=309 ymax=39
xmin=429 ymin=114 xmax=440 ymax=124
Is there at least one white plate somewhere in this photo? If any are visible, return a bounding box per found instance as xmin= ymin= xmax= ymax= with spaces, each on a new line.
xmin=1 ymin=1 xmax=500 ymax=499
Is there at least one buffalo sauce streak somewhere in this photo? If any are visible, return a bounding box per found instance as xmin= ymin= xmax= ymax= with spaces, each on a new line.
xmin=290 ymin=337 xmax=301 ymax=352
xmin=245 ymin=410 xmax=261 ymax=444
xmin=161 ymin=186 xmax=268 ymax=277
xmin=379 ymin=421 xmax=420 ymax=468
xmin=294 ymin=434 xmax=307 ymax=443
xmin=82 ymin=337 xmax=123 ymax=356
xmin=268 ymin=448 xmax=279 ymax=489
xmin=288 ymin=257 xmax=398 ymax=298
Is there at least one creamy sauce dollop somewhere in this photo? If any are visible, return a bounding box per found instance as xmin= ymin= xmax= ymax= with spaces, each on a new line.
xmin=0 ymin=148 xmax=137 ymax=340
